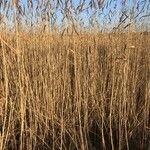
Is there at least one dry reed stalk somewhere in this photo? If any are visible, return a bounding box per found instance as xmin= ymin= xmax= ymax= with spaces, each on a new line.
xmin=0 ymin=0 xmax=150 ymax=150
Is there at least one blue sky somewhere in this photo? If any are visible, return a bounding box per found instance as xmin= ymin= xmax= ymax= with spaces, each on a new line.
xmin=0 ymin=0 xmax=149 ymax=31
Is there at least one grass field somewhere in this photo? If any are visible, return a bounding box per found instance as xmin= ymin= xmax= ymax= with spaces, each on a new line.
xmin=0 ymin=31 xmax=150 ymax=149
xmin=0 ymin=1 xmax=150 ymax=149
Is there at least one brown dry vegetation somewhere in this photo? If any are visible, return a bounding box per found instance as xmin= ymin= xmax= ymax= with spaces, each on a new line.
xmin=0 ymin=31 xmax=150 ymax=150
xmin=0 ymin=0 xmax=150 ymax=150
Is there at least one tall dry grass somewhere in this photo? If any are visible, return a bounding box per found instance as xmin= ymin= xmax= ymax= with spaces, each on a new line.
xmin=0 ymin=30 xmax=150 ymax=150
xmin=0 ymin=1 xmax=150 ymax=149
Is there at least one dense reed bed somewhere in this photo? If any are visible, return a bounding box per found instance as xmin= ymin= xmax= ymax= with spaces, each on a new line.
xmin=0 ymin=31 xmax=150 ymax=150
